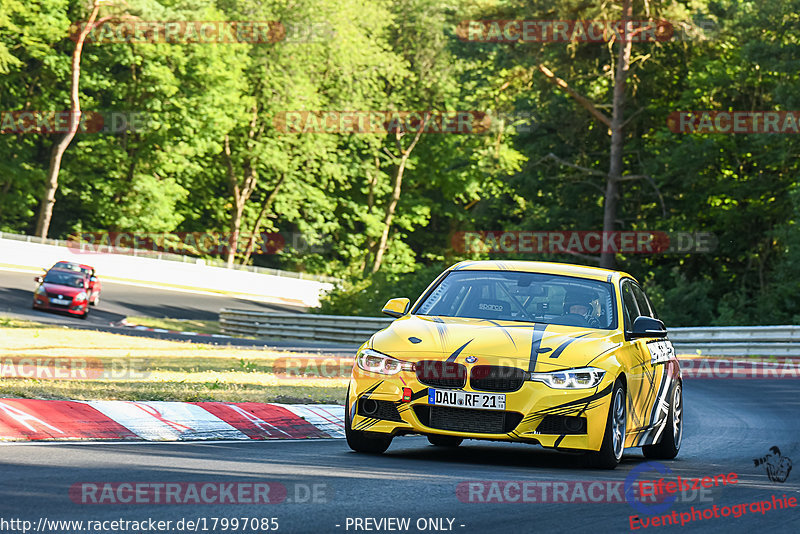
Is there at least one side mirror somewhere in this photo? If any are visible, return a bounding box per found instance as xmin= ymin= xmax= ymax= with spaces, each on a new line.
xmin=34 ymin=276 xmax=43 ymax=283
xmin=382 ymin=297 xmax=410 ymax=318
xmin=630 ymin=316 xmax=667 ymax=338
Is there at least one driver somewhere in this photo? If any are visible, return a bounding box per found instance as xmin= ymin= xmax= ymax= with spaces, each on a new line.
xmin=563 ymin=289 xmax=600 ymax=326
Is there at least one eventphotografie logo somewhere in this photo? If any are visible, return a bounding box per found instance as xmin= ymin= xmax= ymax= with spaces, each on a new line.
xmin=754 ymin=446 xmax=793 ymax=483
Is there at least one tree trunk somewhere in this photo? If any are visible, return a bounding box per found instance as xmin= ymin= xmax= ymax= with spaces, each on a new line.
xmin=222 ymin=107 xmax=260 ymax=268
xmin=241 ymin=174 xmax=287 ymax=266
xmin=35 ymin=1 xmax=103 ymax=238
xmin=600 ymin=0 xmax=634 ymax=269
xmin=371 ymin=151 xmax=410 ymax=274
xmin=371 ymin=116 xmax=429 ymax=273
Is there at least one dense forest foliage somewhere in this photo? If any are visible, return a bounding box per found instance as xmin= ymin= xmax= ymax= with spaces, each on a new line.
xmin=1 ymin=0 xmax=798 ymax=325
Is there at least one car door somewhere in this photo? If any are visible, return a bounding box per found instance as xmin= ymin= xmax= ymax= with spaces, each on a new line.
xmin=630 ymin=283 xmax=675 ymax=439
xmin=617 ymin=279 xmax=652 ymax=440
xmin=89 ymin=270 xmax=100 ymax=295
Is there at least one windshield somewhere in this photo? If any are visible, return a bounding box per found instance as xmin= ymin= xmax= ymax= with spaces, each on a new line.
xmin=415 ymin=270 xmax=617 ymax=330
xmin=44 ymin=271 xmax=85 ymax=288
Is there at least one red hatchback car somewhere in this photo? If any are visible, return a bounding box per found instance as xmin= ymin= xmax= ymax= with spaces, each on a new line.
xmin=50 ymin=261 xmax=101 ymax=306
xmin=32 ymin=268 xmax=92 ymax=318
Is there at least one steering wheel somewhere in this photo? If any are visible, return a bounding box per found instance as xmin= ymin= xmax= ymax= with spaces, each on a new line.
xmin=560 ymin=313 xmax=590 ymax=327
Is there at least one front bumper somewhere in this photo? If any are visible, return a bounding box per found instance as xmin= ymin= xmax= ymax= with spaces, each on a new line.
xmin=348 ymin=366 xmax=615 ymax=452
xmin=33 ymin=295 xmax=87 ymax=315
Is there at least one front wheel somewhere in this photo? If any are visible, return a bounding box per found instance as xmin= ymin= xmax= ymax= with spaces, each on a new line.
xmin=345 ymin=387 xmax=392 ymax=454
xmin=643 ymin=381 xmax=682 ymax=459
xmin=586 ymin=378 xmax=626 ymax=469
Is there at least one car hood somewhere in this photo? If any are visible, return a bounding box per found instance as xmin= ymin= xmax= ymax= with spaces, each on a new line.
xmin=42 ymin=283 xmax=84 ymax=297
xmin=370 ymin=315 xmax=623 ymax=371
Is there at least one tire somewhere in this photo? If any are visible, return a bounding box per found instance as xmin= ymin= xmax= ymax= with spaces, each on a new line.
xmin=90 ymin=293 xmax=99 ymax=306
xmin=427 ymin=435 xmax=463 ymax=447
xmin=643 ymin=381 xmax=683 ymax=459
xmin=345 ymin=387 xmax=392 ymax=454
xmin=586 ymin=378 xmax=626 ymax=469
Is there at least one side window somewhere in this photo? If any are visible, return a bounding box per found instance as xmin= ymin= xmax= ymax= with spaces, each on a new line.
xmin=631 ymin=283 xmax=654 ymax=318
xmin=620 ymin=281 xmax=640 ymax=332
xmin=646 ymin=294 xmax=659 ymax=320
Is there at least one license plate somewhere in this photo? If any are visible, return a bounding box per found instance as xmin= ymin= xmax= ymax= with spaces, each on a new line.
xmin=428 ymin=389 xmax=505 ymax=411
xmin=50 ymin=298 xmax=71 ymax=306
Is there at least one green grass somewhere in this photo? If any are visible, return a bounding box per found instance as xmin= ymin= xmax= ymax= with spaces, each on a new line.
xmin=0 ymin=315 xmax=349 ymax=404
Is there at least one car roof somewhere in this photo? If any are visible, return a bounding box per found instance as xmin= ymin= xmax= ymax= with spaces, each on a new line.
xmin=448 ymin=260 xmax=635 ymax=283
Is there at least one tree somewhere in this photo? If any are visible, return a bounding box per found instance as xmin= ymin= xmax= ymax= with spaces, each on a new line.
xmin=35 ymin=0 xmax=109 ymax=238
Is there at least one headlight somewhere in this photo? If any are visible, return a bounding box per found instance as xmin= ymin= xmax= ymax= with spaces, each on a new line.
xmin=74 ymin=292 xmax=87 ymax=302
xmin=356 ymin=348 xmax=414 ymax=375
xmin=35 ymin=286 xmax=46 ymax=295
xmin=529 ymin=367 xmax=606 ymax=389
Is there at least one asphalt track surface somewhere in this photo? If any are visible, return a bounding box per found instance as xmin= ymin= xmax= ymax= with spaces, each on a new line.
xmin=0 ymin=270 xmax=358 ymax=355
xmin=1 ymin=380 xmax=798 ymax=533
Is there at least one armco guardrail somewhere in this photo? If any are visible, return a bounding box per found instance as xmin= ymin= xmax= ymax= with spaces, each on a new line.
xmin=670 ymin=326 xmax=800 ymax=356
xmin=220 ymin=311 xmax=800 ymax=356
xmin=220 ymin=310 xmax=392 ymax=344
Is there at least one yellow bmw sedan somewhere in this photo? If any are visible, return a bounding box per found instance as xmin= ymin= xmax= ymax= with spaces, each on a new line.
xmin=345 ymin=260 xmax=682 ymax=469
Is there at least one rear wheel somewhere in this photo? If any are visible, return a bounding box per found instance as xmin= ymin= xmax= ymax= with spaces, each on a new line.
xmin=90 ymin=293 xmax=99 ymax=306
xmin=586 ymin=378 xmax=626 ymax=469
xmin=427 ymin=435 xmax=463 ymax=447
xmin=345 ymin=387 xmax=392 ymax=454
xmin=643 ymin=381 xmax=682 ymax=459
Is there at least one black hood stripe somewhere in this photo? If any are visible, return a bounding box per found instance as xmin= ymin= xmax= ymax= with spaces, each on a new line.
xmin=548 ymin=333 xmax=591 ymax=359
xmin=527 ymin=324 xmax=549 ymax=373
xmin=446 ymin=339 xmax=473 ymax=363
xmin=478 ymin=319 xmax=518 ymax=349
